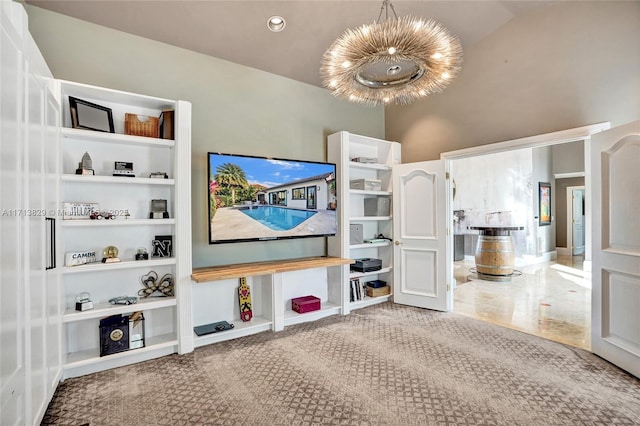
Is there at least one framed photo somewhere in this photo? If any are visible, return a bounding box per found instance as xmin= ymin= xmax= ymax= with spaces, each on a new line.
xmin=538 ymin=182 xmax=551 ymax=226
xmin=292 ymin=187 xmax=306 ymax=200
xmin=69 ymin=96 xmax=115 ymax=133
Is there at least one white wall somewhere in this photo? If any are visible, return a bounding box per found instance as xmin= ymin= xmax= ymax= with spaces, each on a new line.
xmin=25 ymin=5 xmax=384 ymax=268
xmin=386 ymin=1 xmax=640 ymax=161
xmin=532 ymin=146 xmax=554 ymax=255
xmin=552 ymin=141 xmax=585 ymax=175
xmin=452 ymin=148 xmax=533 ymax=257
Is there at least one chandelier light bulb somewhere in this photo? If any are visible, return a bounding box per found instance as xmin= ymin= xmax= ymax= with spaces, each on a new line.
xmin=388 ymin=47 xmax=397 ymax=55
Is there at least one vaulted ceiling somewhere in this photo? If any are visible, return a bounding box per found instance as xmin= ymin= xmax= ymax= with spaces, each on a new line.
xmin=26 ymin=0 xmax=553 ymax=88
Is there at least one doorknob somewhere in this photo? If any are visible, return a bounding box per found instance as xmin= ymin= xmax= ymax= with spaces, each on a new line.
xmin=395 ymin=241 xmax=401 ymax=246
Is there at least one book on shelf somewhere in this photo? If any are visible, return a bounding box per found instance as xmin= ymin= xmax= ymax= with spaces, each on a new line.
xmin=159 ymin=110 xmax=174 ymax=140
xmin=349 ymin=277 xmax=368 ymax=302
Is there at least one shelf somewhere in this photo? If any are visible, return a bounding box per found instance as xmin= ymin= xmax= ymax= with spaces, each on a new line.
xmin=61 ymin=174 xmax=175 ymax=185
xmin=192 ymin=256 xmax=354 ymax=283
xmin=350 ymin=267 xmax=393 ymax=279
xmin=350 ymin=294 xmax=393 ymax=310
xmin=348 ymin=161 xmax=392 ymax=171
xmin=62 ymin=127 xmax=175 ymax=147
xmin=63 ymin=297 xmax=176 ymax=323
xmin=350 ymin=241 xmax=391 ymax=249
xmin=62 ymin=218 xmax=175 ymax=227
xmin=193 ymin=316 xmax=272 ymax=347
xmin=283 ymin=302 xmax=341 ymax=327
xmin=349 ymin=189 xmax=391 ymax=196
xmin=62 ymin=258 xmax=176 ymax=274
xmin=60 ymin=79 xmax=176 ymax=110
xmin=350 ymin=216 xmax=392 ymax=222
xmin=63 ymin=333 xmax=177 ymax=369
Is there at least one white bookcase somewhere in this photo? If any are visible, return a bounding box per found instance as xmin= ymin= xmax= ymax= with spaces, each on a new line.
xmin=55 ymin=80 xmax=192 ymax=379
xmin=327 ymin=131 xmax=401 ymax=314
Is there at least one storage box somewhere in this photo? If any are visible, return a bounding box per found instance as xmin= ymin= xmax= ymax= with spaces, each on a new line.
xmin=366 ymin=285 xmax=390 ymax=297
xmin=125 ymin=113 xmax=159 ymax=138
xmin=350 ymin=223 xmax=364 ymax=245
xmin=291 ymin=295 xmax=321 ymax=314
xmin=366 ymin=279 xmax=387 ymax=288
xmin=364 ymin=197 xmax=390 ymax=216
xmin=350 ymin=178 xmax=382 ymax=191
xmin=351 ymin=258 xmax=382 ymax=273
xmin=99 ymin=312 xmax=145 ymax=357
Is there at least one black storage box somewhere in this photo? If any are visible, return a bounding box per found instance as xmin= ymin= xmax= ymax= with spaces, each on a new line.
xmin=99 ymin=312 xmax=145 ymax=357
xmin=366 ymin=279 xmax=387 ymax=288
xmin=351 ymin=258 xmax=382 ymax=273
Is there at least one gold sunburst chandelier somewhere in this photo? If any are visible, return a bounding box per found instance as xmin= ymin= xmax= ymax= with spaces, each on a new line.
xmin=320 ymin=0 xmax=463 ymax=106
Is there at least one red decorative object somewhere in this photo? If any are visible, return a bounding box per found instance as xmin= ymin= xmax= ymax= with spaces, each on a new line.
xmin=291 ymin=295 xmax=321 ymax=314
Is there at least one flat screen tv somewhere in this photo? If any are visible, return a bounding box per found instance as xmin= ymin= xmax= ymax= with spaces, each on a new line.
xmin=208 ymin=152 xmax=337 ymax=244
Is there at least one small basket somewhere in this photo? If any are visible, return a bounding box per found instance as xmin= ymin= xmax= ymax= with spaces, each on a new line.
xmin=124 ymin=113 xmax=159 ymax=138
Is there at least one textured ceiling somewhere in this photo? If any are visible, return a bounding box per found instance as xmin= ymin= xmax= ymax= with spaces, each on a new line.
xmin=25 ymin=0 xmax=553 ymax=88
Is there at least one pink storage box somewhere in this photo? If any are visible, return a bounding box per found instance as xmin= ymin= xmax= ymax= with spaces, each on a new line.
xmin=291 ymin=295 xmax=321 ymax=314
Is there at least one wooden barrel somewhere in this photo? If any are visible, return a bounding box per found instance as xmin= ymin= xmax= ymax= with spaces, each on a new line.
xmin=475 ymin=235 xmax=515 ymax=276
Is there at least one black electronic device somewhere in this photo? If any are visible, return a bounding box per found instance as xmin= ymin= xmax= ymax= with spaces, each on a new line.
xmin=193 ymin=320 xmax=235 ymax=336
xmin=351 ymin=258 xmax=382 ymax=273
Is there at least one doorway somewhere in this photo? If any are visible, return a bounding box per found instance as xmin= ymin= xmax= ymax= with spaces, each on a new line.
xmin=568 ymin=186 xmax=585 ymax=255
xmin=441 ymin=123 xmax=609 ymax=349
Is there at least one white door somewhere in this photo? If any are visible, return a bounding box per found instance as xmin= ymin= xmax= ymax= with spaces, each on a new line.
xmin=571 ymin=188 xmax=585 ymax=255
xmin=392 ymin=160 xmax=448 ymax=311
xmin=591 ymin=120 xmax=640 ymax=378
xmin=1 ymin=2 xmax=27 ymax=424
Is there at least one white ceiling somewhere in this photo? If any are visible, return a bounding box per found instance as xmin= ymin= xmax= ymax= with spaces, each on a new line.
xmin=25 ymin=0 xmax=553 ymax=88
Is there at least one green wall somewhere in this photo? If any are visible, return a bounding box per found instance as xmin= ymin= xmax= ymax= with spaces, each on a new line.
xmin=25 ymin=5 xmax=384 ymax=268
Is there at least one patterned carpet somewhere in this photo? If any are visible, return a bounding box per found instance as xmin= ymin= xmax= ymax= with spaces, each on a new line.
xmin=43 ymin=303 xmax=640 ymax=425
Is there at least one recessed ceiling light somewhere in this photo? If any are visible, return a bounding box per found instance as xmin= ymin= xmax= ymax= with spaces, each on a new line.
xmin=267 ymin=16 xmax=286 ymax=32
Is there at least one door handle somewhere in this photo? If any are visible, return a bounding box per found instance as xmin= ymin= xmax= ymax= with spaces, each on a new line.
xmin=395 ymin=240 xmax=401 ymax=246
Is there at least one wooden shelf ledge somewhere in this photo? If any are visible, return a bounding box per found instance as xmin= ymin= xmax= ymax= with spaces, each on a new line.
xmin=191 ymin=256 xmax=354 ymax=283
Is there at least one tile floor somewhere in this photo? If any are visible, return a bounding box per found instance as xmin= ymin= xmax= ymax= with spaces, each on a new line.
xmin=453 ymin=255 xmax=591 ymax=350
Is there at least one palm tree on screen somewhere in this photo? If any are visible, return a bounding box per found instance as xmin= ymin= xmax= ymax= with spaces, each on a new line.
xmin=215 ymin=163 xmax=248 ymax=205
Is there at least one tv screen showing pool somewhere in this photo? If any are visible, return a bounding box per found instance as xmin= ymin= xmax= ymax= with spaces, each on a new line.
xmin=208 ymin=153 xmax=338 ymax=244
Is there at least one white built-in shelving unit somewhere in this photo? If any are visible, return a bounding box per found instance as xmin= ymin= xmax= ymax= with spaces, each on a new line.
xmin=56 ymin=80 xmax=192 ymax=379
xmin=327 ymin=131 xmax=401 ymax=314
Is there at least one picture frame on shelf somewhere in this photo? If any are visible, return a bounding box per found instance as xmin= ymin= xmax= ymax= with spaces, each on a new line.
xmin=69 ymin=96 xmax=115 ymax=133
xmin=538 ymin=182 xmax=551 ymax=226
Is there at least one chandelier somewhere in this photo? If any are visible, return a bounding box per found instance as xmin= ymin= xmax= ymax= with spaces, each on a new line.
xmin=320 ymin=0 xmax=463 ymax=106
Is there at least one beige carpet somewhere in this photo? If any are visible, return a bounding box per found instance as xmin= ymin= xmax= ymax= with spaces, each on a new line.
xmin=43 ymin=303 xmax=640 ymax=425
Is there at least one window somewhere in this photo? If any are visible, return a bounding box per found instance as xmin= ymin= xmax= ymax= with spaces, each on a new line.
xmin=292 ymin=187 xmax=306 ymax=200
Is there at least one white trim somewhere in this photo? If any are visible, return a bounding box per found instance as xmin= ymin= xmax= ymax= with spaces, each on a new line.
xmin=440 ymin=122 xmax=610 ymax=160
xmin=555 ymin=172 xmax=585 ymax=179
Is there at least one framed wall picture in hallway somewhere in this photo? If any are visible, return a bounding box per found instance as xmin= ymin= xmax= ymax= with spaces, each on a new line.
xmin=539 ymin=182 xmax=551 ymax=226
